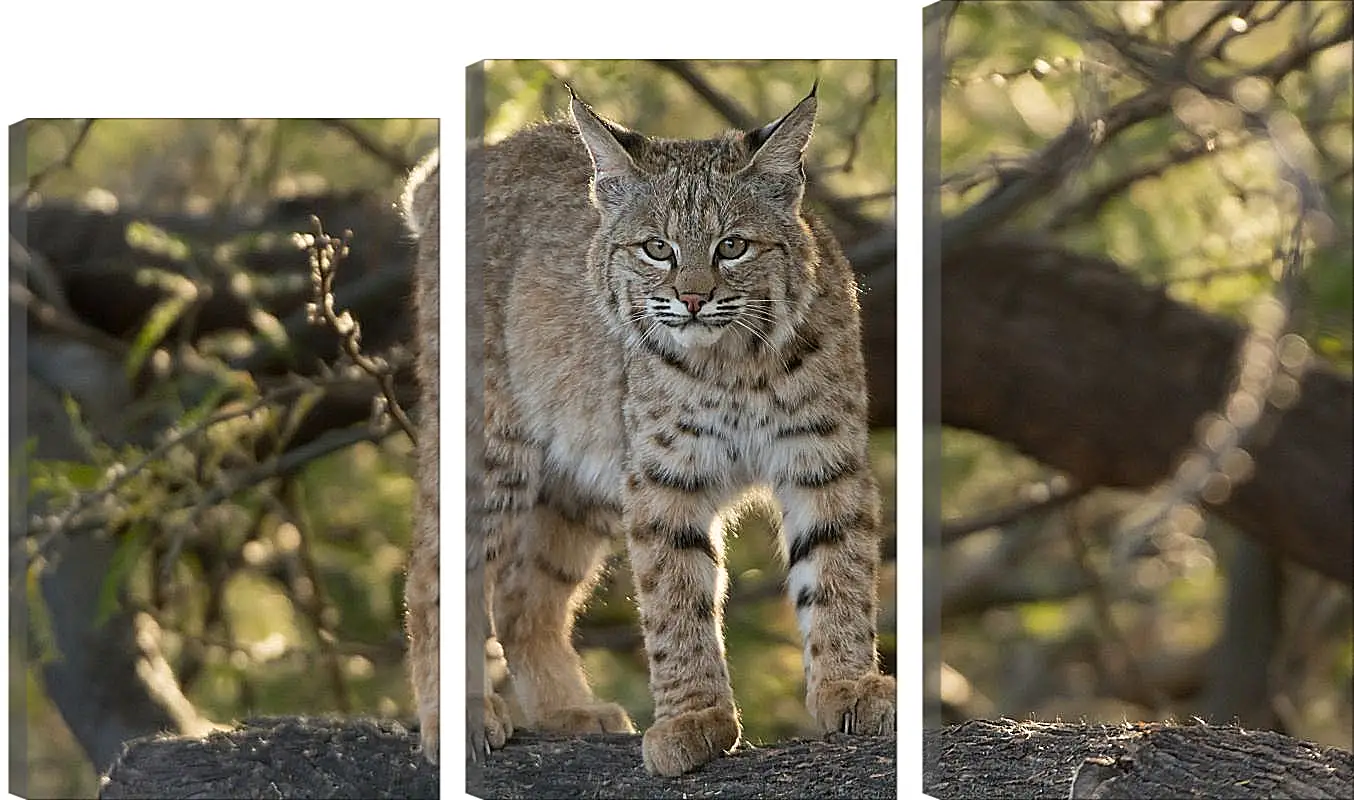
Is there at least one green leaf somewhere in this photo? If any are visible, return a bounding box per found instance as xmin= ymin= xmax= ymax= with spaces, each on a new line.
xmin=95 ymin=525 xmax=151 ymax=627
xmin=27 ymin=459 xmax=104 ymax=497
xmin=61 ymin=393 xmax=100 ymax=458
xmin=125 ymin=220 xmax=191 ymax=262
xmin=178 ymin=380 xmax=233 ymax=431
xmin=124 ymin=295 xmax=191 ymax=382
xmin=275 ymin=386 xmax=326 ymax=452
xmin=26 ymin=561 xmax=61 ymax=664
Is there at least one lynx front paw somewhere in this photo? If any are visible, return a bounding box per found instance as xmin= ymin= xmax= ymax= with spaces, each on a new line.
xmin=809 ymin=672 xmax=896 ymax=735
xmin=538 ymin=701 xmax=636 ymax=734
xmin=642 ymin=706 xmax=741 ymax=777
xmin=467 ymin=691 xmax=514 ymax=761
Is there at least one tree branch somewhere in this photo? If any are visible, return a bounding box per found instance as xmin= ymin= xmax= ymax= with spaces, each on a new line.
xmin=16 ymin=119 xmax=97 ymax=206
xmin=317 ymin=119 xmax=414 ymax=174
xmin=940 ymin=235 xmax=1352 ymax=583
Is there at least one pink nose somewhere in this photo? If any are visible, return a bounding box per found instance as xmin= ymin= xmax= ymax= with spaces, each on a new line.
xmin=678 ymin=293 xmax=707 ymax=315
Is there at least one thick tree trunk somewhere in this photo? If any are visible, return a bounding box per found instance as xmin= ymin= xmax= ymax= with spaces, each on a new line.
xmin=939 ymin=236 xmax=1353 ymax=583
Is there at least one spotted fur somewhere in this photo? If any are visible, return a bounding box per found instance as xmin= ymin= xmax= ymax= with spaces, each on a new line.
xmin=425 ymin=89 xmax=895 ymax=776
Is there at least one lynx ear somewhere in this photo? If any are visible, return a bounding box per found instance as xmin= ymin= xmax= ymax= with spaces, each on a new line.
xmin=569 ymin=91 xmax=639 ymax=183
xmin=745 ymin=85 xmax=817 ymax=177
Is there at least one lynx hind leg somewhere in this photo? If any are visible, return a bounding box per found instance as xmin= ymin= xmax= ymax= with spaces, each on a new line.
xmin=407 ymin=495 xmax=441 ymax=763
xmin=491 ymin=498 xmax=634 ymax=734
xmin=466 ymin=529 xmax=514 ymax=759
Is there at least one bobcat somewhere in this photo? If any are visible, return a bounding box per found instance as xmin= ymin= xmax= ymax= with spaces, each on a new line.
xmin=403 ymin=87 xmax=895 ymax=777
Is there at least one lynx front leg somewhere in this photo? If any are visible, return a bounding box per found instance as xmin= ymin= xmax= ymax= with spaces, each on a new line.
xmin=626 ymin=474 xmax=741 ymax=776
xmin=775 ymin=453 xmax=896 ymax=736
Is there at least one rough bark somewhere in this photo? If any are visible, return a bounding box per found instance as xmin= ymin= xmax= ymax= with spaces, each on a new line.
xmin=941 ymin=236 xmax=1354 ymax=584
xmin=98 ymin=720 xmax=894 ymax=800
xmin=99 ymin=717 xmax=438 ymax=800
xmin=924 ymin=719 xmax=1353 ymax=799
xmin=98 ymin=717 xmax=1354 ymax=800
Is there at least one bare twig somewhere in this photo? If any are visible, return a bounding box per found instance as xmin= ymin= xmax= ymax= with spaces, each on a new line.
xmin=282 ymin=479 xmax=352 ymax=714
xmin=15 ymin=119 xmax=97 ymax=206
xmin=1045 ymin=132 xmax=1239 ymax=233
xmin=941 ymin=479 xmax=1089 ymax=546
xmin=300 ymin=215 xmax=419 ymax=445
xmin=942 ymin=114 xmax=1105 ymax=250
xmin=839 ymin=60 xmax=884 ymax=175
xmin=944 ymin=1 xmax=1351 ymax=249
xmin=20 ymin=373 xmax=384 ymax=558
xmin=1183 ymin=0 xmax=1257 ymax=53
xmin=190 ymin=424 xmax=384 ymax=514
xmin=23 ymin=392 xmax=278 ymax=559
xmin=651 ymin=60 xmax=755 ymax=129
xmin=1064 ymin=516 xmax=1173 ymax=714
xmin=13 ymin=279 xmax=130 ymax=357
xmin=318 ymin=119 xmax=414 ymax=174
xmin=1208 ymin=0 xmax=1293 ymax=60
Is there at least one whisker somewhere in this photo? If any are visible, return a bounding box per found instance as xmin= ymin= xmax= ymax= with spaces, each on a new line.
xmin=732 ymin=318 xmax=785 ymax=369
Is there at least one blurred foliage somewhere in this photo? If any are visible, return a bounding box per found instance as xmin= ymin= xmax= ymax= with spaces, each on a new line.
xmin=15 ymin=118 xmax=434 ymax=796
xmin=937 ymin=0 xmax=1351 ymax=753
xmin=16 ymin=60 xmax=899 ymax=797
xmin=479 ymin=59 xmax=898 ymax=743
xmin=22 ymin=118 xmax=433 ymax=214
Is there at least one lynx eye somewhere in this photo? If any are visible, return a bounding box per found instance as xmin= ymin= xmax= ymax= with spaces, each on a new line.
xmin=716 ymin=236 xmax=748 ymax=260
xmin=642 ymin=238 xmax=673 ymax=261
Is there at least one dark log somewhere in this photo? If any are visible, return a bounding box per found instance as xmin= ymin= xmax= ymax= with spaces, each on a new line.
xmin=99 ymin=717 xmax=437 ymax=800
xmin=14 ymin=200 xmax=414 ymax=375
xmin=941 ymin=236 xmax=1353 ymax=583
xmin=99 ymin=717 xmax=1354 ymax=800
xmin=474 ymin=731 xmax=895 ymax=799
xmin=924 ymin=719 xmax=1353 ymax=799
xmin=98 ymin=720 xmax=896 ymax=800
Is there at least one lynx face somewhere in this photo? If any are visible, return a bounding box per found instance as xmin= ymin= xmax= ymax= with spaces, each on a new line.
xmin=574 ymin=97 xmax=820 ymax=358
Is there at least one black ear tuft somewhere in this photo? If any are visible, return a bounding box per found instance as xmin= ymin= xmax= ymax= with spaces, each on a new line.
xmin=744 ymin=84 xmax=819 ymax=158
xmin=742 ymin=89 xmax=817 ymax=179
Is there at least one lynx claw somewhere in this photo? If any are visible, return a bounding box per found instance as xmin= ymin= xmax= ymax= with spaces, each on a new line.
xmin=810 ymin=672 xmax=896 ymax=736
xmin=466 ymin=690 xmax=513 ymax=762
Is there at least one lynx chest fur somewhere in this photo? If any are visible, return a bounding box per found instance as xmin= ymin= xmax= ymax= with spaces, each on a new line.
xmin=461 ymin=89 xmax=895 ymax=777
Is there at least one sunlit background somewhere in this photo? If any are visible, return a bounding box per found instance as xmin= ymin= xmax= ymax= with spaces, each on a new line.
xmin=934 ymin=0 xmax=1351 ymax=755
